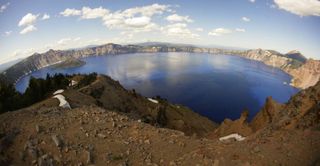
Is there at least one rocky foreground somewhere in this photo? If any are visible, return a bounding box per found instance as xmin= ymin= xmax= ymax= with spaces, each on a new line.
xmin=0 ymin=75 xmax=320 ymax=166
xmin=2 ymin=43 xmax=319 ymax=89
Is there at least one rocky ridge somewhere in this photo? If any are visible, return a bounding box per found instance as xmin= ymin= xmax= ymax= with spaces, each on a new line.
xmin=0 ymin=74 xmax=320 ymax=165
xmin=1 ymin=43 xmax=319 ymax=89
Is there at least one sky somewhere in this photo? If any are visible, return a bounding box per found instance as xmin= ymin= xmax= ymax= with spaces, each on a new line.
xmin=0 ymin=0 xmax=320 ymax=64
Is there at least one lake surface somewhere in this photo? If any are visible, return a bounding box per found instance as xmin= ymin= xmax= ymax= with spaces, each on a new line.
xmin=16 ymin=53 xmax=299 ymax=122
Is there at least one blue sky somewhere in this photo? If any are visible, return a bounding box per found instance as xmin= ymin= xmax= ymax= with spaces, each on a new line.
xmin=0 ymin=0 xmax=320 ymax=64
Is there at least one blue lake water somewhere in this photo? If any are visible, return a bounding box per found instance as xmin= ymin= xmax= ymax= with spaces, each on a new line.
xmin=16 ymin=53 xmax=299 ymax=122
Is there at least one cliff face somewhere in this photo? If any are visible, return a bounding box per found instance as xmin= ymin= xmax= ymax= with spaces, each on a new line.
xmin=1 ymin=43 xmax=319 ymax=89
xmin=243 ymin=49 xmax=293 ymax=70
xmin=287 ymin=59 xmax=320 ymax=89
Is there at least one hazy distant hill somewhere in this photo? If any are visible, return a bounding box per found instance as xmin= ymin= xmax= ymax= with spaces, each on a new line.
xmin=0 ymin=58 xmax=22 ymax=72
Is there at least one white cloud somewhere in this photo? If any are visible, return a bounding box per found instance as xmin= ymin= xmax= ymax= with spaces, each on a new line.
xmin=81 ymin=6 xmax=109 ymax=19
xmin=61 ymin=4 xmax=170 ymax=33
xmin=242 ymin=17 xmax=251 ymax=22
xmin=124 ymin=16 xmax=151 ymax=28
xmin=166 ymin=14 xmax=193 ymax=23
xmin=208 ymin=28 xmax=233 ymax=36
xmin=12 ymin=48 xmax=35 ymax=58
xmin=121 ymin=3 xmax=170 ymax=17
xmin=57 ymin=38 xmax=72 ymax=45
xmin=249 ymin=0 xmax=255 ymax=3
xmin=73 ymin=37 xmax=81 ymax=41
xmin=57 ymin=37 xmax=83 ymax=46
xmin=235 ymin=28 xmax=246 ymax=32
xmin=274 ymin=0 xmax=320 ymax=17
xmin=0 ymin=2 xmax=10 ymax=13
xmin=20 ymin=25 xmax=37 ymax=34
xmin=3 ymin=31 xmax=12 ymax=36
xmin=162 ymin=23 xmax=199 ymax=39
xmin=42 ymin=14 xmax=50 ymax=20
xmin=102 ymin=4 xmax=170 ymax=30
xmin=18 ymin=13 xmax=39 ymax=27
xmin=18 ymin=13 xmax=49 ymax=35
xmin=195 ymin=28 xmax=204 ymax=32
xmin=60 ymin=8 xmax=81 ymax=17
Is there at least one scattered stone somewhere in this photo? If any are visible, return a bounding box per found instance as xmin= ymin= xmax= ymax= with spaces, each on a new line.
xmin=28 ymin=148 xmax=38 ymax=159
xmin=38 ymin=154 xmax=53 ymax=166
xmin=36 ymin=125 xmax=41 ymax=133
xmin=97 ymin=133 xmax=107 ymax=139
xmin=144 ymin=139 xmax=151 ymax=144
xmin=126 ymin=149 xmax=130 ymax=155
xmin=213 ymin=159 xmax=219 ymax=166
xmin=65 ymin=147 xmax=69 ymax=153
xmin=169 ymin=161 xmax=177 ymax=166
xmin=51 ymin=135 xmax=62 ymax=147
xmin=88 ymin=144 xmax=94 ymax=151
xmin=112 ymin=121 xmax=117 ymax=128
xmin=253 ymin=146 xmax=260 ymax=153
xmin=86 ymin=150 xmax=92 ymax=164
xmin=178 ymin=142 xmax=185 ymax=147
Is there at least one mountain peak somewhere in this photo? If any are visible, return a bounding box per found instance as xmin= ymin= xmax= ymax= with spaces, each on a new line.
xmin=285 ymin=50 xmax=307 ymax=63
xmin=287 ymin=50 xmax=301 ymax=54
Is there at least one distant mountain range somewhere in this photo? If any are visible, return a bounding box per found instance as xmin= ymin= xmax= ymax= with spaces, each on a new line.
xmin=1 ymin=42 xmax=319 ymax=89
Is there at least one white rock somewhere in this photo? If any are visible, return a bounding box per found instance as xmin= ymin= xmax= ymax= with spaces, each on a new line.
xmin=219 ymin=133 xmax=245 ymax=142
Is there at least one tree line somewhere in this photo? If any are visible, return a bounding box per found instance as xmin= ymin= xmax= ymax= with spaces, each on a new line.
xmin=0 ymin=73 xmax=97 ymax=113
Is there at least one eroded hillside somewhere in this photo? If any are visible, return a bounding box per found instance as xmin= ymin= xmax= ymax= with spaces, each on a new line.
xmin=0 ymin=74 xmax=320 ymax=166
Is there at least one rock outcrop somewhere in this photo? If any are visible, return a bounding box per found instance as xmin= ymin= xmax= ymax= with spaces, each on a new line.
xmin=1 ymin=43 xmax=319 ymax=89
xmin=250 ymin=97 xmax=284 ymax=131
xmin=209 ymin=110 xmax=253 ymax=138
xmin=287 ymin=59 xmax=320 ymax=89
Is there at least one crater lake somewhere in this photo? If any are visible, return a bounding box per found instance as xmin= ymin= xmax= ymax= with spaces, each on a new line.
xmin=15 ymin=52 xmax=299 ymax=122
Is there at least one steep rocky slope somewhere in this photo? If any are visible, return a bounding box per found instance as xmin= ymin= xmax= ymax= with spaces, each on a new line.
xmin=1 ymin=43 xmax=319 ymax=89
xmin=0 ymin=77 xmax=320 ymax=165
xmin=287 ymin=59 xmax=320 ymax=89
xmin=16 ymin=74 xmax=217 ymax=137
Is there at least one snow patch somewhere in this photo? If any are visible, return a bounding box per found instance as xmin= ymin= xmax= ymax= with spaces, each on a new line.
xmin=69 ymin=80 xmax=78 ymax=86
xmin=53 ymin=89 xmax=64 ymax=95
xmin=219 ymin=133 xmax=246 ymax=142
xmin=53 ymin=94 xmax=71 ymax=109
xmin=148 ymin=98 xmax=159 ymax=104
